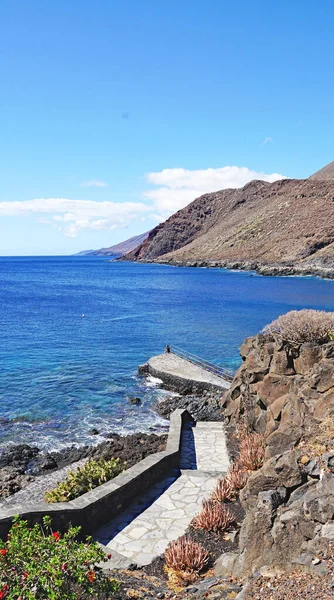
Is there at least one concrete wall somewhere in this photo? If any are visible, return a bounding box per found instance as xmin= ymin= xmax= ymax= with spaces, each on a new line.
xmin=0 ymin=409 xmax=192 ymax=540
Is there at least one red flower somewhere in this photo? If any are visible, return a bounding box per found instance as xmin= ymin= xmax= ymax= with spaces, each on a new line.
xmin=87 ymin=571 xmax=96 ymax=583
xmin=0 ymin=549 xmax=7 ymax=556
xmin=0 ymin=591 xmax=4 ymax=599
xmin=61 ymin=563 xmax=67 ymax=571
xmin=107 ymin=553 xmax=112 ymax=559
xmin=52 ymin=532 xmax=61 ymax=542
xmin=3 ymin=585 xmax=9 ymax=591
xmin=23 ymin=572 xmax=29 ymax=579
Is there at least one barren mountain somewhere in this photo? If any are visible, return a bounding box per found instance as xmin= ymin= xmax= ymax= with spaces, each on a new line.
xmin=309 ymin=160 xmax=334 ymax=181
xmin=124 ymin=165 xmax=334 ymax=278
xmin=86 ymin=231 xmax=150 ymax=256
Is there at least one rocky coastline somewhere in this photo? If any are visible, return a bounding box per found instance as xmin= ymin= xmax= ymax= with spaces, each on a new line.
xmin=0 ymin=431 xmax=168 ymax=502
xmin=0 ymin=384 xmax=222 ymax=503
xmin=152 ymin=256 xmax=334 ymax=280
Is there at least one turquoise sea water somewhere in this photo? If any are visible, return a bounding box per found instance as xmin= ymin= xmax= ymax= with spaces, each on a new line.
xmin=0 ymin=256 xmax=333 ymax=450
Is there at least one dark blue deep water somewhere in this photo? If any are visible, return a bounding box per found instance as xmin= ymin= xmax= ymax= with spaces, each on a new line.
xmin=0 ymin=256 xmax=333 ymax=450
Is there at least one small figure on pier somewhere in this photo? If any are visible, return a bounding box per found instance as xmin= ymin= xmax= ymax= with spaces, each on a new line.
xmin=165 ymin=345 xmax=171 ymax=353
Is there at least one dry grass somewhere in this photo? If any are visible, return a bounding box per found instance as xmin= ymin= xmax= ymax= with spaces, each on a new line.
xmin=239 ymin=433 xmax=265 ymax=471
xmin=192 ymin=499 xmax=235 ymax=533
xmin=164 ymin=535 xmax=209 ymax=584
xmin=263 ymin=309 xmax=334 ymax=345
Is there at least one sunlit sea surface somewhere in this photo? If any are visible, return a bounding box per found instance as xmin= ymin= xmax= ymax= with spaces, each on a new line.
xmin=0 ymin=256 xmax=333 ymax=450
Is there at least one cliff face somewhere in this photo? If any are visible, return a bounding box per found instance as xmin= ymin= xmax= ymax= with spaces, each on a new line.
xmin=220 ymin=334 xmax=334 ymax=577
xmin=124 ymin=174 xmax=334 ymax=276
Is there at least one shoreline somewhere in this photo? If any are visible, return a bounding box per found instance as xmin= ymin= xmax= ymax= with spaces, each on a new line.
xmin=124 ymin=257 xmax=334 ymax=280
xmin=0 ymin=378 xmax=224 ymax=502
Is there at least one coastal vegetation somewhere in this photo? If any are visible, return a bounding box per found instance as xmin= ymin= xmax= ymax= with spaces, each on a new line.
xmin=164 ymin=535 xmax=209 ymax=584
xmin=45 ymin=457 xmax=126 ymax=503
xmin=263 ymin=308 xmax=334 ymax=345
xmin=0 ymin=515 xmax=118 ymax=599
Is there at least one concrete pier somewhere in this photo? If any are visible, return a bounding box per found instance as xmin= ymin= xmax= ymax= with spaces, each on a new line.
xmin=144 ymin=352 xmax=231 ymax=392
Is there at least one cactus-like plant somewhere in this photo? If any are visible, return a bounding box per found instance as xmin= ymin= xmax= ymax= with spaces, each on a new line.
xmin=45 ymin=457 xmax=126 ymax=502
xmin=211 ymin=476 xmax=233 ymax=503
xmin=164 ymin=535 xmax=209 ymax=582
xmin=226 ymin=462 xmax=248 ymax=492
xmin=239 ymin=433 xmax=265 ymax=471
xmin=192 ymin=499 xmax=235 ymax=532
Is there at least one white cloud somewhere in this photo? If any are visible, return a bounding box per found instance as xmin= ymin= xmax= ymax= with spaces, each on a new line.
xmin=80 ymin=179 xmax=108 ymax=187
xmin=261 ymin=137 xmax=273 ymax=145
xmin=0 ymin=198 xmax=149 ymax=237
xmin=143 ymin=165 xmax=285 ymax=218
xmin=0 ymin=165 xmax=286 ymax=238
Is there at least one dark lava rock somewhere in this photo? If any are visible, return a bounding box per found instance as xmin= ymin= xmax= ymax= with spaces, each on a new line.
xmin=128 ymin=397 xmax=142 ymax=405
xmin=88 ymin=428 xmax=100 ymax=435
xmin=0 ymin=433 xmax=167 ymax=500
xmin=156 ymin=393 xmax=224 ymax=421
xmin=0 ymin=445 xmax=40 ymax=498
xmin=0 ymin=444 xmax=40 ymax=470
xmin=49 ymin=432 xmax=167 ymax=471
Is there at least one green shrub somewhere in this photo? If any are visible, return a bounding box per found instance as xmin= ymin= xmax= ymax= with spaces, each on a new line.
xmin=45 ymin=457 xmax=126 ymax=503
xmin=0 ymin=515 xmax=119 ymax=599
xmin=263 ymin=309 xmax=334 ymax=346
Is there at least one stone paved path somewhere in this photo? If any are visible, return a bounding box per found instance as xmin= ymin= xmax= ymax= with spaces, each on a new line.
xmin=95 ymin=421 xmax=229 ymax=567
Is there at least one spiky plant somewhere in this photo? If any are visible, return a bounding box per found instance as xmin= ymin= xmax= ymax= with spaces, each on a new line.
xmin=239 ymin=433 xmax=265 ymax=471
xmin=164 ymin=535 xmax=209 ymax=583
xmin=211 ymin=476 xmax=233 ymax=503
xmin=192 ymin=499 xmax=235 ymax=533
xmin=226 ymin=462 xmax=248 ymax=492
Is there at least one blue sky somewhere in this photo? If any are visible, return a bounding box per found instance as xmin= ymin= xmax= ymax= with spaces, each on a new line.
xmin=1 ymin=0 xmax=333 ymax=255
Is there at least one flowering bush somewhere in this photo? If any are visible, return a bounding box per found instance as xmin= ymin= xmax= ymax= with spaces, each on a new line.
xmin=0 ymin=516 xmax=118 ymax=599
xmin=164 ymin=535 xmax=209 ymax=583
xmin=192 ymin=499 xmax=235 ymax=533
xmin=45 ymin=457 xmax=126 ymax=502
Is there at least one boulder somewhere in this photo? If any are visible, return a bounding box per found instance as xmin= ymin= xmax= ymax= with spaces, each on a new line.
xmin=257 ymin=374 xmax=291 ymax=407
xmin=293 ymin=343 xmax=322 ymax=375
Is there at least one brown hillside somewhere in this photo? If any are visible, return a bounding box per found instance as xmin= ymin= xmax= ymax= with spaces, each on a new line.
xmin=124 ymin=177 xmax=334 ymax=272
xmin=309 ymin=160 xmax=334 ymax=181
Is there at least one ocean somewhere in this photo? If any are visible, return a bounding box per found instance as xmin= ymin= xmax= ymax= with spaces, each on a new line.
xmin=0 ymin=256 xmax=333 ymax=451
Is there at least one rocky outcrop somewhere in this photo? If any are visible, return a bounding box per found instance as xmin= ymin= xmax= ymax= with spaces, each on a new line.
xmin=218 ymin=334 xmax=334 ymax=578
xmin=222 ymin=334 xmax=334 ymax=458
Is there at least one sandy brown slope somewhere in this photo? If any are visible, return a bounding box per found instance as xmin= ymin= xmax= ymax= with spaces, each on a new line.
xmin=309 ymin=160 xmax=334 ymax=181
xmin=124 ymin=177 xmax=334 ymax=270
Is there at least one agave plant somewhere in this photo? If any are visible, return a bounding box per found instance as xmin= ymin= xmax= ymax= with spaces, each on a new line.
xmin=192 ymin=499 xmax=235 ymax=533
xmin=164 ymin=535 xmax=209 ymax=583
xmin=226 ymin=462 xmax=248 ymax=492
xmin=239 ymin=433 xmax=265 ymax=471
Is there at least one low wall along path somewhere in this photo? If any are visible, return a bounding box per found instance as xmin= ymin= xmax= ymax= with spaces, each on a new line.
xmin=95 ymin=420 xmax=230 ymax=568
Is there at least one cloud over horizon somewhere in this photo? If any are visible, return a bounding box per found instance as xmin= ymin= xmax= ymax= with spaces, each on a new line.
xmin=0 ymin=165 xmax=286 ymax=238
xmin=144 ymin=165 xmax=285 ymax=215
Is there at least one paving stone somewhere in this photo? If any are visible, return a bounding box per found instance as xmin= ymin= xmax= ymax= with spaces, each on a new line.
xmin=93 ymin=420 xmax=230 ymax=567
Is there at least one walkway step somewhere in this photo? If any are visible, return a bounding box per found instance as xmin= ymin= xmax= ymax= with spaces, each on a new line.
xmin=95 ymin=471 xmax=223 ymax=567
xmin=93 ymin=419 xmax=230 ymax=568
